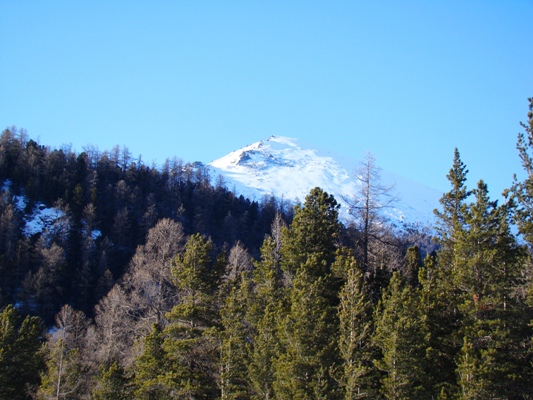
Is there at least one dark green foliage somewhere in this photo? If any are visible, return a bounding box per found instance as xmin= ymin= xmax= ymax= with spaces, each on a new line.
xmin=0 ymin=304 xmax=43 ymax=400
xmin=273 ymin=189 xmax=342 ymax=399
xmin=133 ymin=324 xmax=172 ymax=400
xmin=404 ymin=245 xmax=421 ymax=287
xmin=373 ymin=272 xmax=431 ymax=399
xmin=247 ymin=234 xmax=283 ymax=399
xmin=452 ymin=181 xmax=532 ymax=398
xmin=434 ymin=148 xmax=471 ymax=243
xmin=336 ymin=254 xmax=378 ymax=399
xmin=274 ymin=266 xmax=338 ymax=399
xmin=160 ymin=234 xmax=220 ymax=399
xmin=93 ymin=362 xmax=131 ymax=400
xmin=219 ymin=275 xmax=253 ymax=400
xmin=511 ymin=97 xmax=533 ymax=245
xmin=431 ymin=145 xmax=533 ymax=398
xmin=281 ymin=187 xmax=340 ymax=278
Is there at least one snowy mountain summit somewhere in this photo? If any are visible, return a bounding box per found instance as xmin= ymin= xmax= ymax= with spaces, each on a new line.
xmin=208 ymin=136 xmax=441 ymax=226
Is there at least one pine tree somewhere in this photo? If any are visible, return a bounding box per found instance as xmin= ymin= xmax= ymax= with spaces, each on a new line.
xmin=132 ymin=323 xmax=172 ymax=400
xmin=433 ymin=146 xmax=532 ymax=397
xmin=336 ymin=253 xmax=377 ymax=399
xmin=280 ymin=187 xmax=340 ymax=279
xmin=434 ymin=148 xmax=471 ymax=247
xmin=404 ymin=245 xmax=421 ymax=287
xmin=273 ymin=188 xmax=342 ymax=399
xmin=247 ymin=234 xmax=283 ymax=400
xmin=219 ymin=275 xmax=252 ymax=400
xmin=161 ymin=233 xmax=220 ymax=399
xmin=453 ymin=181 xmax=531 ymax=398
xmin=373 ymin=272 xmax=430 ymax=400
xmin=92 ymin=362 xmax=131 ymax=400
xmin=418 ymin=253 xmax=458 ymax=398
xmin=511 ymin=97 xmax=533 ymax=245
xmin=274 ymin=261 xmax=337 ymax=400
xmin=426 ymin=149 xmax=473 ymax=396
xmin=0 ymin=304 xmax=43 ymax=400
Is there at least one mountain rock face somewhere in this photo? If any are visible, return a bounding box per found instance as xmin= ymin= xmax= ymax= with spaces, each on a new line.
xmin=208 ymin=136 xmax=441 ymax=226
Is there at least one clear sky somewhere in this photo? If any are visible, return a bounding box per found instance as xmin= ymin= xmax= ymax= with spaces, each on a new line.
xmin=1 ymin=1 xmax=532 ymax=196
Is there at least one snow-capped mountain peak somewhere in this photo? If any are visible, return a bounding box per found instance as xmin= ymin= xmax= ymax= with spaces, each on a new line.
xmin=208 ymin=136 xmax=441 ymax=226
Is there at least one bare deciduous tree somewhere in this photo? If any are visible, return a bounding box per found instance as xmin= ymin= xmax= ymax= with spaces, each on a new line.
xmin=344 ymin=152 xmax=402 ymax=297
xmin=89 ymin=218 xmax=185 ymax=368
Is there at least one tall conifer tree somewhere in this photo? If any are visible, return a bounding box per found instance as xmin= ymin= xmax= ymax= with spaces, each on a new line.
xmin=373 ymin=272 xmax=430 ymax=400
xmin=274 ymin=188 xmax=341 ymax=399
xmin=247 ymin=234 xmax=284 ymax=399
xmin=454 ymin=181 xmax=531 ymax=398
xmin=336 ymin=252 xmax=378 ymax=399
xmin=0 ymin=304 xmax=43 ymax=400
xmin=146 ymin=234 xmax=220 ymax=399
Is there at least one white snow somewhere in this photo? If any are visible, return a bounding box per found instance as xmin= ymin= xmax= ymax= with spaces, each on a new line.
xmin=23 ymin=203 xmax=65 ymax=236
xmin=2 ymin=179 xmax=67 ymax=236
xmin=208 ymin=136 xmax=442 ymax=226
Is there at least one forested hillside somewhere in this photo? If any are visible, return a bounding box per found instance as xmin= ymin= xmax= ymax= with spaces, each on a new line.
xmin=1 ymin=99 xmax=533 ymax=399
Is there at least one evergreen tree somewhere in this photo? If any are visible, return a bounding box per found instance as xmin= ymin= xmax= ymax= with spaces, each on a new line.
xmin=373 ymin=272 xmax=430 ymax=400
xmin=418 ymin=253 xmax=458 ymax=398
xmin=273 ymin=188 xmax=342 ymax=399
xmin=434 ymin=147 xmax=532 ymax=397
xmin=426 ymin=149 xmax=473 ymax=396
xmin=280 ymin=187 xmax=340 ymax=279
xmin=219 ymin=274 xmax=252 ymax=400
xmin=274 ymin=261 xmax=337 ymax=400
xmin=511 ymin=97 xmax=533 ymax=245
xmin=247 ymin=234 xmax=284 ymax=400
xmin=434 ymin=148 xmax=471 ymax=246
xmin=132 ymin=324 xmax=172 ymax=400
xmin=161 ymin=233 xmax=220 ymax=399
xmin=336 ymin=252 xmax=378 ymax=399
xmin=404 ymin=245 xmax=421 ymax=288
xmin=0 ymin=304 xmax=43 ymax=400
xmin=454 ymin=181 xmax=531 ymax=398
xmin=92 ymin=362 xmax=131 ymax=400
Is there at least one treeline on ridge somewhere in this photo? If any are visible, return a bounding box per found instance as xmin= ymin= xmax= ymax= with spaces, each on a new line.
xmin=1 ymin=98 xmax=533 ymax=399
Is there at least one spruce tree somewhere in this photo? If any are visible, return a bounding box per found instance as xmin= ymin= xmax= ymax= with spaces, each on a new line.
xmin=132 ymin=323 xmax=171 ymax=400
xmin=511 ymin=97 xmax=533 ymax=245
xmin=219 ymin=275 xmax=252 ymax=400
xmin=434 ymin=148 xmax=471 ymax=246
xmin=373 ymin=272 xmax=430 ymax=400
xmin=280 ymin=187 xmax=340 ymax=279
xmin=247 ymin=235 xmax=283 ymax=400
xmin=454 ymin=181 xmax=531 ymax=398
xmin=404 ymin=245 xmax=421 ymax=288
xmin=92 ymin=362 xmax=131 ymax=400
xmin=427 ymin=149 xmax=473 ymax=395
xmin=273 ymin=188 xmax=342 ymax=399
xmin=336 ymin=252 xmax=378 ymax=399
xmin=274 ymin=261 xmax=337 ymax=400
xmin=418 ymin=253 xmax=458 ymax=398
xmin=162 ymin=233 xmax=220 ymax=399
xmin=0 ymin=304 xmax=43 ymax=400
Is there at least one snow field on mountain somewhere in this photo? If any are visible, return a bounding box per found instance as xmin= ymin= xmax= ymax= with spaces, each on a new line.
xmin=209 ymin=136 xmax=442 ymax=226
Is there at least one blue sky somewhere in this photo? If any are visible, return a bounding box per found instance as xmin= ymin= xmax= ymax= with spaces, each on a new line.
xmin=1 ymin=1 xmax=532 ymax=196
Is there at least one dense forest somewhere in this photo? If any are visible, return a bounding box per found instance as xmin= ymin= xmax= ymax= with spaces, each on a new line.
xmin=1 ymin=99 xmax=533 ymax=399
